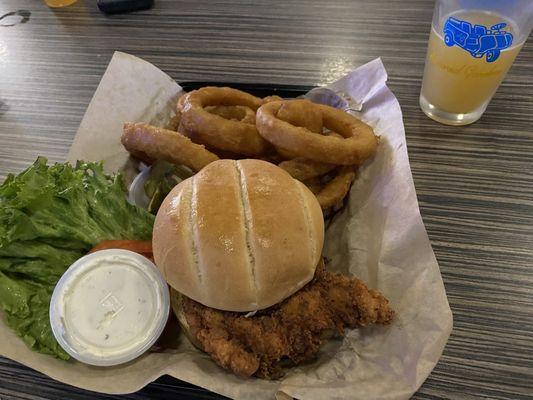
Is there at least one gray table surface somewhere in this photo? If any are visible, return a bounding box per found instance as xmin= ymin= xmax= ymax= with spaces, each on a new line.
xmin=0 ymin=0 xmax=532 ymax=399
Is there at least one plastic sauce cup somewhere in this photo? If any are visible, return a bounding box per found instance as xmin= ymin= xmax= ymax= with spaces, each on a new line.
xmin=50 ymin=249 xmax=169 ymax=366
xmin=127 ymin=165 xmax=151 ymax=209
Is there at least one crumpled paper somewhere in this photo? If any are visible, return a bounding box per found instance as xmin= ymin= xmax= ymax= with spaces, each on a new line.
xmin=0 ymin=51 xmax=452 ymax=400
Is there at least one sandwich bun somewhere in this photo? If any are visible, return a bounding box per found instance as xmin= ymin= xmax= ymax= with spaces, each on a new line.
xmin=152 ymin=159 xmax=324 ymax=312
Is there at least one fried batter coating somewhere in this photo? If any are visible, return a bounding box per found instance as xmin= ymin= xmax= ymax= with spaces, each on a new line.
xmin=315 ymin=166 xmax=356 ymax=210
xmin=276 ymin=99 xmax=323 ymax=134
xmin=257 ymin=100 xmax=378 ymax=166
xmin=278 ymin=158 xmax=336 ymax=181
xmin=165 ymin=114 xmax=182 ymax=131
xmin=122 ymin=122 xmax=219 ymax=172
xmin=178 ymin=87 xmax=269 ymax=156
xmin=181 ymin=260 xmax=394 ymax=379
xmin=205 ymin=105 xmax=256 ymax=124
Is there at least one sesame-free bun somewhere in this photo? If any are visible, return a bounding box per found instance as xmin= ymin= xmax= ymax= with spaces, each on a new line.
xmin=152 ymin=159 xmax=324 ymax=312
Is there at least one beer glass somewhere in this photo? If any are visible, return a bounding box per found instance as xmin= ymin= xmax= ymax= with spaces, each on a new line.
xmin=420 ymin=0 xmax=533 ymax=125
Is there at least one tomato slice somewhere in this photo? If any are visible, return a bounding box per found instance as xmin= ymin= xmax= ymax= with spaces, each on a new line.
xmin=89 ymin=240 xmax=154 ymax=262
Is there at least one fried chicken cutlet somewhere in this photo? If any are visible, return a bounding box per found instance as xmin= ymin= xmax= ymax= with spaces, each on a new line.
xmin=179 ymin=259 xmax=394 ymax=379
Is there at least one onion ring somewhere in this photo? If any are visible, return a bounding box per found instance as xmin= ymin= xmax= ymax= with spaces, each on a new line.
xmin=258 ymin=151 xmax=286 ymax=165
xmin=274 ymin=146 xmax=299 ymax=160
xmin=278 ymin=158 xmax=336 ymax=181
xmin=122 ymin=122 xmax=219 ymax=172
xmin=277 ymin=99 xmax=323 ymax=134
xmin=256 ymin=100 xmax=377 ymax=165
xmin=302 ymin=177 xmax=323 ymax=195
xmin=178 ymin=87 xmax=269 ymax=156
xmin=179 ymin=105 xmax=255 ymax=159
xmin=205 ymin=105 xmax=256 ymax=124
xmin=165 ymin=114 xmax=182 ymax=131
xmin=177 ymin=93 xmax=188 ymax=111
xmin=202 ymin=144 xmax=245 ymax=160
xmin=263 ymin=95 xmax=283 ymax=103
xmin=128 ymin=149 xmax=155 ymax=165
xmin=316 ymin=167 xmax=356 ymax=210
xmin=273 ymin=99 xmax=323 ymax=159
xmin=177 ymin=104 xmax=255 ymax=145
xmin=327 ymin=131 xmax=343 ymax=139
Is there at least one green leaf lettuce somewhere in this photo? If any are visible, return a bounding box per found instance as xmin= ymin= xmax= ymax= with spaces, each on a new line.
xmin=0 ymin=157 xmax=154 ymax=359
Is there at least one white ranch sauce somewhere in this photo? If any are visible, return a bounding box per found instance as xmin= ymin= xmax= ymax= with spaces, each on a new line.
xmin=51 ymin=250 xmax=169 ymax=365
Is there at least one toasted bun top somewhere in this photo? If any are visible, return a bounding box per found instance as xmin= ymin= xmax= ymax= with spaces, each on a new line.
xmin=152 ymin=159 xmax=324 ymax=312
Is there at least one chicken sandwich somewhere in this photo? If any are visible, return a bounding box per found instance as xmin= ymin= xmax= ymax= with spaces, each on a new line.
xmin=152 ymin=159 xmax=394 ymax=378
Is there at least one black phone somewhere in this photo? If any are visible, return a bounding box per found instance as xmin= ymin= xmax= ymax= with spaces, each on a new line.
xmin=97 ymin=0 xmax=154 ymax=14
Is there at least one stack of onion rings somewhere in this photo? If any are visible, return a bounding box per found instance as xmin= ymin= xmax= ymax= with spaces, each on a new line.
xmin=256 ymin=99 xmax=375 ymax=209
xmin=123 ymin=87 xmax=378 ymax=212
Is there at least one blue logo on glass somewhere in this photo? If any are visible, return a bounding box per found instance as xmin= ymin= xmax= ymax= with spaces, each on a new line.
xmin=443 ymin=17 xmax=513 ymax=62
